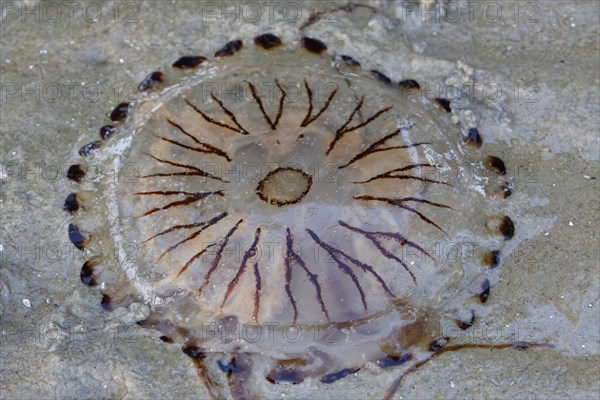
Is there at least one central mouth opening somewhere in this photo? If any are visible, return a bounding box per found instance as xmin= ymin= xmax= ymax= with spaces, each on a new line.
xmin=256 ymin=167 xmax=313 ymax=207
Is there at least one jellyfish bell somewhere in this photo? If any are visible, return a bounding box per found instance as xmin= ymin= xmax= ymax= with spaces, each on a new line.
xmin=65 ymin=34 xmax=540 ymax=399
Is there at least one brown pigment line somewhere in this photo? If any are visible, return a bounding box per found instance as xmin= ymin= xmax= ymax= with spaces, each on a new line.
xmin=325 ymin=96 xmax=364 ymax=155
xmin=338 ymin=220 xmax=433 ymax=261
xmin=164 ymin=119 xmax=232 ymax=161
xmin=340 ymin=140 xmax=430 ymax=169
xmin=141 ymin=191 xmax=223 ymax=217
xmin=252 ymin=261 xmax=261 ymax=322
xmin=221 ymin=228 xmax=262 ymax=309
xmin=300 ymin=79 xmax=338 ymax=127
xmin=301 ymin=80 xmax=313 ymax=127
xmin=185 ymin=99 xmax=249 ymax=135
xmin=199 ymin=219 xmax=244 ymax=293
xmin=145 ymin=211 xmax=227 ymax=244
xmin=306 ymin=229 xmax=368 ymax=312
xmin=272 ymin=79 xmax=286 ymax=129
xmin=285 ymin=228 xmax=330 ymax=323
xmin=354 ymin=196 xmax=448 ymax=234
xmin=284 ymin=229 xmax=299 ymax=323
xmin=176 ymin=242 xmax=217 ymax=278
xmin=135 ymin=190 xmax=224 ymax=197
xmin=246 ymin=81 xmax=276 ymax=129
xmin=354 ymin=174 xmax=450 ymax=185
xmin=143 ymin=154 xmax=227 ymax=182
xmin=389 ymin=197 xmax=452 ymax=209
xmin=209 ymin=92 xmax=250 ymax=135
xmin=141 ymin=171 xmax=226 ymax=180
xmin=353 ymin=164 xmax=446 ymax=184
xmin=166 ymin=118 xmax=202 ymax=144
xmin=308 ymin=229 xmax=394 ymax=297
xmin=155 ymin=135 xmax=218 ymax=157
xmin=339 ymin=106 xmax=393 ymax=137
xmin=339 ymin=129 xmax=401 ymax=168
xmin=338 ymin=220 xmax=419 ymax=284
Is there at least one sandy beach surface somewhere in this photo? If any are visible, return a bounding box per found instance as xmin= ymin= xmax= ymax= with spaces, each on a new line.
xmin=1 ymin=1 xmax=598 ymax=399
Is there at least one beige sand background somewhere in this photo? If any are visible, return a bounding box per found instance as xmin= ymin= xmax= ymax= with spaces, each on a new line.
xmin=1 ymin=1 xmax=598 ymax=399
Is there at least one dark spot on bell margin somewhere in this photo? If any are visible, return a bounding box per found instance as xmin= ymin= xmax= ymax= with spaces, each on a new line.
xmin=110 ymin=102 xmax=130 ymax=122
xmin=139 ymin=71 xmax=164 ymax=92
xmin=502 ymin=182 xmax=514 ymax=198
xmin=399 ymin=79 xmax=420 ymax=90
xmin=377 ymin=353 xmax=412 ymax=369
xmin=487 ymin=182 xmax=513 ymax=198
xmin=215 ymin=39 xmax=243 ymax=57
xmin=265 ymin=369 xmax=305 ymax=385
xmin=371 ymin=70 xmax=392 ymax=84
xmin=500 ymin=215 xmax=515 ymax=240
xmin=182 ymin=345 xmax=205 ymax=360
xmin=485 ymin=155 xmax=507 ymax=175
xmin=254 ymin=33 xmax=282 ymax=49
xmin=265 ymin=359 xmax=307 ymax=385
xmin=67 ymin=164 xmax=85 ymax=183
xmin=301 ymin=37 xmax=327 ymax=54
xmin=99 ymin=125 xmax=115 ymax=140
xmin=79 ymin=141 xmax=102 ymax=157
xmin=159 ymin=336 xmax=174 ymax=343
xmin=172 ymin=55 xmax=207 ymax=69
xmin=100 ymin=294 xmax=112 ymax=311
xmin=483 ymin=250 xmax=501 ymax=268
xmin=480 ymin=279 xmax=491 ymax=303
xmin=68 ymin=223 xmax=88 ymax=250
xmin=435 ymin=97 xmax=452 ymax=113
xmin=430 ymin=338 xmax=448 ymax=352
xmin=80 ymin=260 xmax=98 ymax=286
xmin=340 ymin=54 xmax=360 ymax=66
xmin=217 ymin=358 xmax=245 ymax=377
xmin=456 ymin=312 xmax=475 ymax=330
xmin=465 ymin=127 xmax=483 ymax=148
xmin=63 ymin=193 xmax=79 ymax=213
xmin=320 ymin=367 xmax=361 ymax=384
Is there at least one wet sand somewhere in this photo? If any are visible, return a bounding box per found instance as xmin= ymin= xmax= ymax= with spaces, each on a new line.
xmin=1 ymin=1 xmax=598 ymax=399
